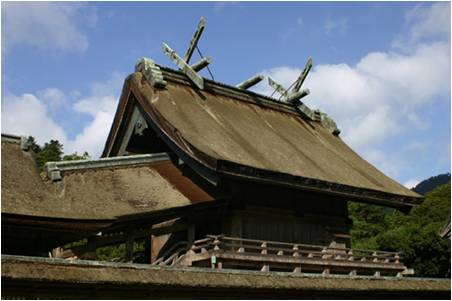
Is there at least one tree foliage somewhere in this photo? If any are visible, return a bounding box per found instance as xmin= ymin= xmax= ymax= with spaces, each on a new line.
xmin=413 ymin=173 xmax=451 ymax=195
xmin=349 ymin=183 xmax=451 ymax=278
xmin=63 ymin=152 xmax=90 ymax=161
xmin=35 ymin=140 xmax=64 ymax=170
xmin=27 ymin=136 xmax=90 ymax=170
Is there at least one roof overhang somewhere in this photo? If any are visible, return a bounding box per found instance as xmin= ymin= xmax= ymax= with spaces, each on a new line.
xmin=102 ymin=68 xmax=423 ymax=210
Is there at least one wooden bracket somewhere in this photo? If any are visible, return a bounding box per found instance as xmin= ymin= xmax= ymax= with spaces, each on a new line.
xmin=162 ymin=42 xmax=204 ymax=89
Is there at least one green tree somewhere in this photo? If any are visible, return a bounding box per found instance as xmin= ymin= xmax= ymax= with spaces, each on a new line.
xmin=348 ymin=202 xmax=390 ymax=250
xmin=28 ymin=137 xmax=90 ymax=170
xmin=63 ymin=151 xmax=90 ymax=161
xmin=377 ymin=183 xmax=451 ymax=277
xmin=35 ymin=140 xmax=64 ymax=170
xmin=27 ymin=136 xmax=41 ymax=153
xmin=349 ymin=183 xmax=451 ymax=277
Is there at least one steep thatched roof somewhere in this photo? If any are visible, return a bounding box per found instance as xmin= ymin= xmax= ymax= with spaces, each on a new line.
xmin=103 ymin=70 xmax=422 ymax=209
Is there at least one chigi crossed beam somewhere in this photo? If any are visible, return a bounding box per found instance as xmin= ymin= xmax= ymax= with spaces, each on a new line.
xmin=268 ymin=58 xmax=312 ymax=104
xmin=160 ymin=17 xmax=330 ymax=124
xmin=162 ymin=17 xmax=209 ymax=89
xmin=162 ymin=17 xmax=264 ymax=91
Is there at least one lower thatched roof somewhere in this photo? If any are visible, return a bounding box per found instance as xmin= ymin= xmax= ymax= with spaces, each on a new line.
xmin=1 ymin=135 xmax=218 ymax=224
xmin=2 ymin=255 xmax=450 ymax=299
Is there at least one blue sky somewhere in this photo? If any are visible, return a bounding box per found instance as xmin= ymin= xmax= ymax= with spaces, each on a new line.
xmin=1 ymin=1 xmax=450 ymax=188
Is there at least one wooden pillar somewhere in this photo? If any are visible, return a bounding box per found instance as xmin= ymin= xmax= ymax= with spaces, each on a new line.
xmin=144 ymin=234 xmax=152 ymax=264
xmin=187 ymin=224 xmax=195 ymax=245
xmin=125 ymin=233 xmax=134 ymax=262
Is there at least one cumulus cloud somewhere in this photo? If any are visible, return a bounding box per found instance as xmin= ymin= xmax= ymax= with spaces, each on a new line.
xmin=2 ymin=2 xmax=94 ymax=53
xmin=2 ymin=73 xmax=122 ymax=158
xmin=403 ymin=179 xmax=420 ymax=189
xmin=37 ymin=88 xmax=67 ymax=108
xmin=254 ymin=41 xmax=449 ymax=151
xmin=65 ymin=111 xmax=115 ymax=158
xmin=1 ymin=93 xmax=68 ymax=144
xmin=405 ymin=2 xmax=450 ymax=43
xmin=65 ymin=74 xmax=122 ymax=157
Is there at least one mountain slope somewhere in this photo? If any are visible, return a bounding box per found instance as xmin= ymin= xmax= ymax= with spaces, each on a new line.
xmin=413 ymin=173 xmax=451 ymax=195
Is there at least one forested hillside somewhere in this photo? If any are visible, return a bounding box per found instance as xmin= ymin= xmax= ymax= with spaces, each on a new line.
xmin=349 ymin=181 xmax=451 ymax=277
xmin=412 ymin=173 xmax=451 ymax=195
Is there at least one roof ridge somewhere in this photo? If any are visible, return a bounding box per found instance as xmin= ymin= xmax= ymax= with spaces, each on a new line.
xmin=44 ymin=152 xmax=171 ymax=181
xmin=1 ymin=133 xmax=31 ymax=151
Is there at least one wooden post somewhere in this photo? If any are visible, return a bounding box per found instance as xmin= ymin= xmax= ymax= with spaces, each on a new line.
xmin=372 ymin=252 xmax=378 ymax=262
xmin=125 ymin=235 xmax=134 ymax=262
xmin=213 ymin=237 xmax=221 ymax=251
xmin=261 ymin=242 xmax=267 ymax=255
xmin=347 ymin=250 xmax=354 ymax=261
xmin=145 ymin=234 xmax=152 ymax=264
xmin=211 ymin=255 xmax=217 ymax=269
xmin=187 ymin=224 xmax=195 ymax=245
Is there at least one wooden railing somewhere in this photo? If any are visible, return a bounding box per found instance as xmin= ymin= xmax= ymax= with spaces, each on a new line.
xmin=204 ymin=235 xmax=401 ymax=264
xmin=154 ymin=234 xmax=413 ymax=277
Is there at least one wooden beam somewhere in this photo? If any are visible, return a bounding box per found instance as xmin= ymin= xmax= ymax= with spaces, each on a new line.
xmin=292 ymin=58 xmax=312 ymax=92
xmin=236 ymin=74 xmax=264 ymax=90
xmin=117 ymin=107 xmax=141 ymax=156
xmin=268 ymin=77 xmax=288 ymax=99
xmin=162 ymin=42 xmax=204 ymax=89
xmin=183 ymin=17 xmax=205 ymax=63
xmin=125 ymin=235 xmax=134 ymax=262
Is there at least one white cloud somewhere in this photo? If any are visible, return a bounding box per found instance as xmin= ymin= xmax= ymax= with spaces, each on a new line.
xmin=2 ymin=2 xmax=93 ymax=53
xmin=2 ymin=73 xmax=122 ymax=159
xmin=364 ymin=149 xmax=400 ymax=178
xmin=406 ymin=2 xmax=450 ymax=43
xmin=403 ymin=179 xmax=420 ymax=189
xmin=254 ymin=41 xmax=450 ymax=153
xmin=65 ymin=111 xmax=115 ymax=158
xmin=1 ymin=93 xmax=67 ymax=144
xmin=393 ymin=2 xmax=450 ymax=49
xmin=324 ymin=15 xmax=348 ymax=36
xmin=37 ymin=88 xmax=67 ymax=108
xmin=66 ymin=95 xmax=117 ymax=157
xmin=73 ymin=96 xmax=117 ymax=116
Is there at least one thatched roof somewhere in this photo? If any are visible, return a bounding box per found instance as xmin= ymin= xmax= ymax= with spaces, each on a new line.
xmin=103 ymin=69 xmax=422 ymax=209
xmin=1 ymin=137 xmax=69 ymax=219
xmin=1 ymin=135 xmax=217 ymax=225
xmin=2 ymin=255 xmax=450 ymax=299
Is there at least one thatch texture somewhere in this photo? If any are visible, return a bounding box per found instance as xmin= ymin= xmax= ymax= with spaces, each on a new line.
xmin=2 ymin=255 xmax=450 ymax=299
xmin=104 ymin=70 xmax=422 ymax=208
